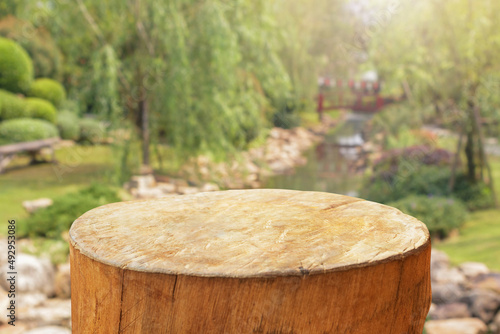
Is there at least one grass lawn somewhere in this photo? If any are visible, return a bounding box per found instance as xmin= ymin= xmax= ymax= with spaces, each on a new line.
xmin=0 ymin=145 xmax=115 ymax=232
xmin=434 ymin=156 xmax=500 ymax=271
xmin=434 ymin=209 xmax=500 ymax=271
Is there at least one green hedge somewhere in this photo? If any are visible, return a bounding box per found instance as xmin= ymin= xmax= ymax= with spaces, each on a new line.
xmin=0 ymin=118 xmax=58 ymax=145
xmin=56 ymin=111 xmax=80 ymax=140
xmin=26 ymin=98 xmax=57 ymax=123
xmin=28 ymin=78 xmax=66 ymax=108
xmin=20 ymin=184 xmax=121 ymax=238
xmin=0 ymin=89 xmax=28 ymax=120
xmin=0 ymin=37 xmax=33 ymax=94
xmin=388 ymin=195 xmax=468 ymax=239
xmin=79 ymin=118 xmax=106 ymax=144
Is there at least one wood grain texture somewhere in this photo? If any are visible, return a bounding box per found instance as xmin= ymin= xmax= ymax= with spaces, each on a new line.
xmin=70 ymin=189 xmax=431 ymax=333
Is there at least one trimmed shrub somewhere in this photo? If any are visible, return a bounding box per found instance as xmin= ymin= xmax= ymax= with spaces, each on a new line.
xmin=56 ymin=111 xmax=80 ymax=140
xmin=19 ymin=184 xmax=121 ymax=238
xmin=388 ymin=195 xmax=468 ymax=239
xmin=0 ymin=37 xmax=33 ymax=93
xmin=28 ymin=78 xmax=66 ymax=108
xmin=0 ymin=118 xmax=58 ymax=145
xmin=25 ymin=98 xmax=57 ymax=123
xmin=0 ymin=89 xmax=28 ymax=120
xmin=0 ymin=16 xmax=63 ymax=79
xmin=79 ymin=118 xmax=106 ymax=144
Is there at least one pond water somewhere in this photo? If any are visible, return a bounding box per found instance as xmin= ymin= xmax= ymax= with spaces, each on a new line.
xmin=263 ymin=112 xmax=374 ymax=196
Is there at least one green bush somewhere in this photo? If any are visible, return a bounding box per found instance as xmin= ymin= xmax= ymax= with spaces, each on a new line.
xmin=272 ymin=99 xmax=301 ymax=129
xmin=0 ymin=89 xmax=28 ymax=120
xmin=0 ymin=16 xmax=63 ymax=79
xmin=25 ymin=98 xmax=57 ymax=123
xmin=79 ymin=118 xmax=106 ymax=144
xmin=19 ymin=184 xmax=121 ymax=238
xmin=361 ymin=165 xmax=451 ymax=204
xmin=56 ymin=111 xmax=80 ymax=140
xmin=0 ymin=37 xmax=33 ymax=93
xmin=388 ymin=195 xmax=468 ymax=239
xmin=28 ymin=78 xmax=66 ymax=108
xmin=452 ymin=174 xmax=495 ymax=211
xmin=0 ymin=118 xmax=58 ymax=145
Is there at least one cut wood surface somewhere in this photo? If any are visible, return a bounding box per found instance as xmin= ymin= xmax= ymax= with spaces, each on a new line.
xmin=70 ymin=189 xmax=432 ymax=333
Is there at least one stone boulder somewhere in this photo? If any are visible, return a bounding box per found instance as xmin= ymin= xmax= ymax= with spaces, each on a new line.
xmin=472 ymin=273 xmax=500 ymax=294
xmin=424 ymin=318 xmax=488 ymax=334
xmin=0 ymin=254 xmax=54 ymax=297
xmin=463 ymin=290 xmax=500 ymax=324
xmin=459 ymin=262 xmax=490 ymax=280
xmin=432 ymin=282 xmax=466 ymax=304
xmin=22 ymin=198 xmax=53 ymax=214
xmin=23 ymin=327 xmax=71 ymax=334
xmin=54 ymin=263 xmax=71 ymax=299
xmin=490 ymin=311 xmax=500 ymax=334
xmin=21 ymin=299 xmax=71 ymax=328
xmin=429 ymin=302 xmax=471 ymax=320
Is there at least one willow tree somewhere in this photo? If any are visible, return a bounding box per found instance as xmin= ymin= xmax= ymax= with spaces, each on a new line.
xmin=13 ymin=0 xmax=298 ymax=167
xmin=369 ymin=0 xmax=500 ymax=201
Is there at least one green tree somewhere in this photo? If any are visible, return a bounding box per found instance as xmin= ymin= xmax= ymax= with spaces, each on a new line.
xmin=369 ymin=0 xmax=500 ymax=202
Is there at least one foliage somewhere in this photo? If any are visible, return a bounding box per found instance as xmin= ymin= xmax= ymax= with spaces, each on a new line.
xmin=25 ymin=98 xmax=57 ymax=123
xmin=388 ymin=195 xmax=467 ymax=239
xmin=369 ymin=0 xmax=500 ymax=187
xmin=28 ymin=78 xmax=66 ymax=108
xmin=0 ymin=16 xmax=62 ymax=79
xmin=452 ymin=174 xmax=495 ymax=211
xmin=0 ymin=89 xmax=28 ymax=120
xmin=19 ymin=183 xmax=121 ymax=238
xmin=0 ymin=118 xmax=58 ymax=145
xmin=272 ymin=98 xmax=302 ymax=129
xmin=79 ymin=118 xmax=106 ymax=145
xmin=0 ymin=37 xmax=33 ymax=93
xmin=56 ymin=111 xmax=80 ymax=140
xmin=362 ymin=146 xmax=495 ymax=211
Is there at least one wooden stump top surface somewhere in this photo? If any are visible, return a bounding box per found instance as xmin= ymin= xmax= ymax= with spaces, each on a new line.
xmin=69 ymin=189 xmax=429 ymax=277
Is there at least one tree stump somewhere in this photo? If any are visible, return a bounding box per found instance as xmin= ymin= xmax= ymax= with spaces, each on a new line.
xmin=69 ymin=189 xmax=431 ymax=333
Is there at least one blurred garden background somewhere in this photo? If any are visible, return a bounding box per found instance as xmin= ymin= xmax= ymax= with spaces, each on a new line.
xmin=1 ymin=0 xmax=500 ymax=332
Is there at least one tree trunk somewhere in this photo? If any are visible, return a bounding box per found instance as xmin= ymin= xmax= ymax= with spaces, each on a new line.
xmin=70 ymin=189 xmax=431 ymax=333
xmin=465 ymin=127 xmax=476 ymax=182
xmin=140 ymin=98 xmax=150 ymax=167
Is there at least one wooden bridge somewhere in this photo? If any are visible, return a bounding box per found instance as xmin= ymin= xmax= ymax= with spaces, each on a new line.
xmin=316 ymin=78 xmax=402 ymax=119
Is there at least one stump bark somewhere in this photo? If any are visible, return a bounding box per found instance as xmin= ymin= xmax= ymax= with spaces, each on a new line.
xmin=69 ymin=189 xmax=431 ymax=333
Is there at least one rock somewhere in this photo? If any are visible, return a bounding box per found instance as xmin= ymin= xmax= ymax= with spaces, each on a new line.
xmin=23 ymin=326 xmax=71 ymax=334
xmin=18 ymin=293 xmax=47 ymax=309
xmin=132 ymin=187 xmax=166 ymax=199
xmin=424 ymin=318 xmax=488 ymax=334
xmin=0 ymin=254 xmax=54 ymax=297
xmin=21 ymin=299 xmax=71 ymax=327
xmin=465 ymin=290 xmax=500 ymax=323
xmin=429 ymin=303 xmax=471 ymax=320
xmin=22 ymin=198 xmax=53 ymax=214
xmin=129 ymin=174 xmax=156 ymax=190
xmin=459 ymin=262 xmax=490 ymax=280
xmin=156 ymin=182 xmax=177 ymax=194
xmin=0 ymin=287 xmax=8 ymax=325
xmin=0 ymin=323 xmax=27 ymax=333
xmin=432 ymin=283 xmax=466 ymax=304
xmin=431 ymin=248 xmax=450 ymax=272
xmin=54 ymin=263 xmax=71 ymax=299
xmin=200 ymin=183 xmax=219 ymax=192
xmin=490 ymin=312 xmax=500 ymax=334
xmin=177 ymin=186 xmax=199 ymax=195
xmin=472 ymin=273 xmax=500 ymax=294
xmin=433 ymin=267 xmax=467 ymax=285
